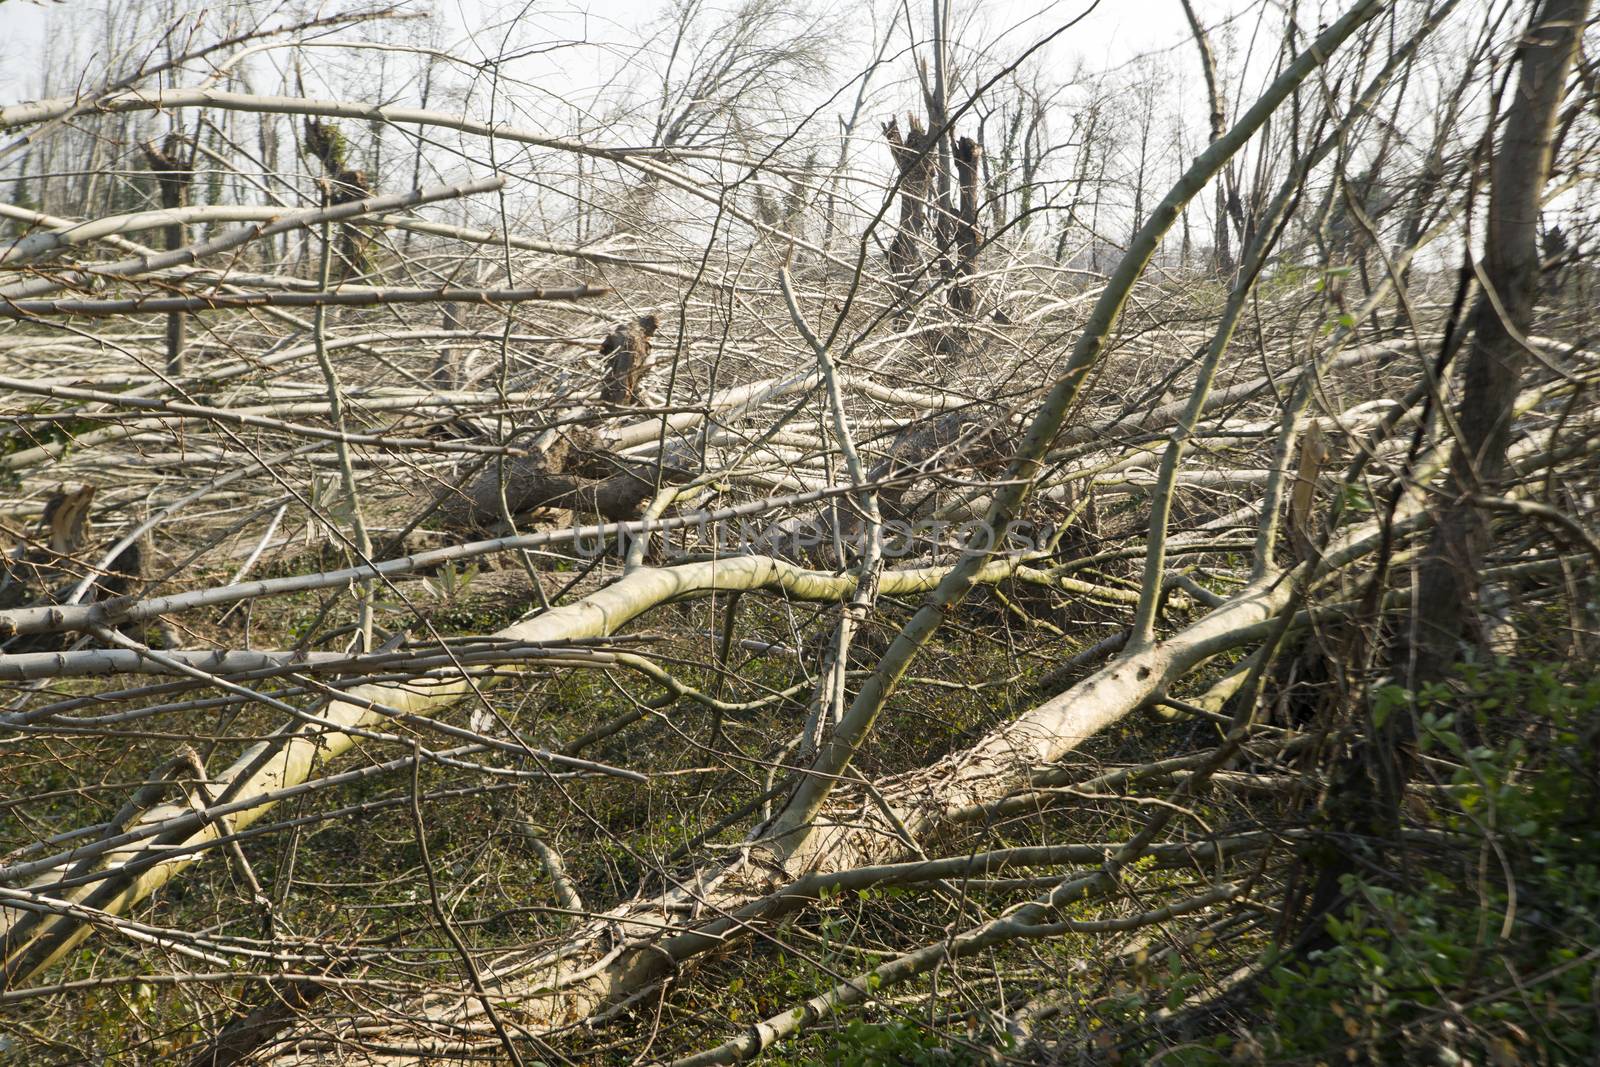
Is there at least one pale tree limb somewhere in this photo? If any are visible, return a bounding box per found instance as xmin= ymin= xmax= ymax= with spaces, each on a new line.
xmin=0 ymin=283 xmax=609 ymax=317
xmin=1131 ymin=0 xmax=1460 ymax=647
xmin=781 ymin=264 xmax=884 ymax=745
xmin=0 ymin=177 xmax=508 ymax=300
xmin=309 ymin=214 xmax=376 ymax=652
xmin=0 ymin=552 xmax=1038 ymax=984
xmin=763 ymin=0 xmax=1390 ymax=861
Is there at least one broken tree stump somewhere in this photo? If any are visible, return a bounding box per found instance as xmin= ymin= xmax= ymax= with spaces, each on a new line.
xmin=599 ymin=314 xmax=660 ymax=406
xmin=0 ymin=485 xmax=167 ymax=651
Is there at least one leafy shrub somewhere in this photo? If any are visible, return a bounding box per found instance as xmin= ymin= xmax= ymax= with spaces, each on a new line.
xmin=1254 ymin=660 xmax=1600 ymax=1065
xmin=816 ymin=1020 xmax=1000 ymax=1067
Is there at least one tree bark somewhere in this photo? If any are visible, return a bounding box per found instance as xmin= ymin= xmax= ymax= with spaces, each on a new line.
xmin=250 ymin=485 xmax=1439 ymax=1065
xmin=1408 ymin=0 xmax=1589 ymax=685
xmin=883 ymin=115 xmax=938 ymax=284
xmin=141 ymin=133 xmax=193 ymax=373
xmin=949 ymin=135 xmax=982 ymax=315
xmin=0 ymin=554 xmax=1038 ymax=986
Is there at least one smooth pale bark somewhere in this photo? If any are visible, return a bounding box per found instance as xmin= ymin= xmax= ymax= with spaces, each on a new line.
xmin=285 ymin=370 xmax=1584 ymax=1067
xmin=932 ymin=341 xmax=1419 ymax=522
xmin=1061 ymin=341 xmax=1412 ymax=449
xmin=0 ymin=360 xmax=954 ymax=474
xmin=0 ymin=90 xmax=638 ymax=160
xmin=0 ymin=554 xmax=1026 ymax=984
xmin=7 ymin=422 xmax=1456 ymax=1033
xmin=0 ymin=201 xmax=157 ymax=256
xmin=0 ymin=7 xmax=387 ymax=169
xmin=0 ymin=479 xmax=967 ymax=643
xmin=0 ymin=371 xmax=580 ymax=463
xmin=1130 ymin=0 xmax=1460 ymax=646
xmin=0 ymin=205 xmax=690 ymax=278
xmin=0 ymin=645 xmax=610 ymax=682
xmin=3 ymin=0 xmax=1388 ymax=1038
xmin=0 ymin=284 xmax=609 ymax=318
xmin=772 ymin=461 xmax=1445 ymax=876
xmin=240 ymin=14 xmax=1394 ymax=1050
xmin=251 ymin=484 xmax=1437 ymax=1066
xmin=0 ymin=177 xmax=506 ymax=300
xmin=251 ymin=399 xmax=1600 ymax=1062
xmin=0 ymin=205 xmax=291 ymax=264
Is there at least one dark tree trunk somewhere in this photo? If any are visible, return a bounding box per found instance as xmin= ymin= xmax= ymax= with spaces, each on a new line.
xmin=1408 ymin=0 xmax=1589 ymax=686
xmin=599 ymin=315 xmax=660 ymax=406
xmin=949 ymin=136 xmax=983 ymax=316
xmin=1300 ymin=0 xmax=1592 ymax=950
xmin=883 ymin=115 xmax=938 ymax=284
xmin=142 ymin=134 xmax=193 ymax=373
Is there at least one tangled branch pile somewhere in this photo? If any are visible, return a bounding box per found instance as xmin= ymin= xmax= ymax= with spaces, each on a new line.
xmin=2 ymin=1 xmax=1598 ymax=1064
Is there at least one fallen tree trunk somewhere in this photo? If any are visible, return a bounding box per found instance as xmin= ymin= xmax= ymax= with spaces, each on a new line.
xmin=0 ymin=177 xmax=508 ymax=301
xmin=0 ymin=284 xmax=611 ymax=318
xmin=2 ymin=8 xmax=1412 ymax=1055
xmin=0 ymin=553 xmax=1032 ymax=985
xmin=269 ymin=381 xmax=1497 ymax=1060
xmin=264 ymin=378 xmax=1548 ymax=1062
xmin=251 ymin=487 xmax=1432 ymax=1065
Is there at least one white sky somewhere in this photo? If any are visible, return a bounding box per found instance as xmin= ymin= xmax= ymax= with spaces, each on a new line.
xmin=0 ymin=0 xmax=1371 ymax=246
xmin=0 ymin=0 xmax=1288 ymax=109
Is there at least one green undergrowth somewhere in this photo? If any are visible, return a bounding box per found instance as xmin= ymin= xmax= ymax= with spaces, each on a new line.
xmin=1144 ymin=658 xmax=1600 ymax=1067
xmin=1 ymin=575 xmax=1072 ymax=1062
xmin=1257 ymin=661 xmax=1599 ymax=1066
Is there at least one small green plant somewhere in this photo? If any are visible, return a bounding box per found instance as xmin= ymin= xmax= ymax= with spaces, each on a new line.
xmin=1253 ymin=660 xmax=1600 ymax=1064
xmin=797 ymin=1019 xmax=1003 ymax=1067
